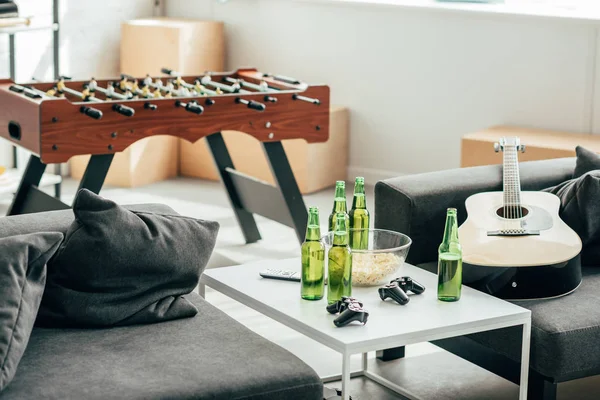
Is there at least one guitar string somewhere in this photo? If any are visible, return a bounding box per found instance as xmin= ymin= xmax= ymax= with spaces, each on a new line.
xmin=503 ymin=144 xmax=522 ymax=225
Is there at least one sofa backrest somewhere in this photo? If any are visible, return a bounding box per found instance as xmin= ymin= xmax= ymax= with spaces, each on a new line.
xmin=374 ymin=157 xmax=576 ymax=265
xmin=0 ymin=204 xmax=179 ymax=239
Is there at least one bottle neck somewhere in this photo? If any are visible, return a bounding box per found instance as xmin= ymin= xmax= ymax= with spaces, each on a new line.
xmin=352 ymin=193 xmax=366 ymax=209
xmin=441 ymin=213 xmax=459 ymax=245
xmin=333 ymin=199 xmax=347 ymax=213
xmin=306 ymin=211 xmax=321 ymax=241
xmin=332 ymin=184 xmax=346 ymax=213
xmin=333 ymin=231 xmax=349 ymax=246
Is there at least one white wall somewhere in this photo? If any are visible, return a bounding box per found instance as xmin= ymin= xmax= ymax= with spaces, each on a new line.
xmin=166 ymin=0 xmax=600 ymax=180
xmin=0 ymin=0 xmax=156 ymax=167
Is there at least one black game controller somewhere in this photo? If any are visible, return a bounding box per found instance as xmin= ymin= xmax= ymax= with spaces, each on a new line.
xmin=333 ymin=303 xmax=369 ymax=327
xmin=326 ymin=296 xmax=363 ymax=315
xmin=390 ymin=276 xmax=426 ymax=295
xmin=378 ymin=282 xmax=410 ymax=305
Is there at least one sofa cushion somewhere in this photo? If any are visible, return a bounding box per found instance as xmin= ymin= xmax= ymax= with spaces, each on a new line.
xmin=0 ymin=233 xmax=63 ymax=392
xmin=36 ymin=190 xmax=220 ymax=328
xmin=0 ymin=293 xmax=323 ymax=400
xmin=573 ymin=146 xmax=600 ymax=179
xmin=543 ymin=170 xmax=600 ymax=267
xmin=0 ymin=203 xmax=179 ymax=239
xmin=465 ymin=266 xmax=600 ymax=380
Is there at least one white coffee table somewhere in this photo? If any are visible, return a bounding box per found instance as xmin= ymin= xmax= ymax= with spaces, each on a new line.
xmin=200 ymin=258 xmax=532 ymax=400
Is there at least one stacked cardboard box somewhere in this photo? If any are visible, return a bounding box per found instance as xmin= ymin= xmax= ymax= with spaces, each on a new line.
xmin=461 ymin=126 xmax=600 ymax=167
xmin=70 ymin=18 xmax=224 ymax=187
xmin=179 ymin=106 xmax=349 ymax=194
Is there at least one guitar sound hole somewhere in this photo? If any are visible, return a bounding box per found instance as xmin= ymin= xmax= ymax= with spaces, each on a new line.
xmin=496 ymin=206 xmax=529 ymax=219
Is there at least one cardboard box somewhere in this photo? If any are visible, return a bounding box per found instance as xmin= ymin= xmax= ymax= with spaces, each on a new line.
xmin=70 ymin=136 xmax=178 ymax=187
xmin=179 ymin=106 xmax=349 ymax=194
xmin=120 ymin=18 xmax=224 ymax=76
xmin=71 ymin=18 xmax=225 ymax=187
xmin=461 ymin=125 xmax=600 ymax=167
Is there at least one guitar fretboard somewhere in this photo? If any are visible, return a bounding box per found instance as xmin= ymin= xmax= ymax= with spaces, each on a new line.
xmin=502 ymin=144 xmax=522 ymax=218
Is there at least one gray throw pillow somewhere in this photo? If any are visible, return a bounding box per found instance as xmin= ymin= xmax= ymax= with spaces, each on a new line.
xmin=573 ymin=146 xmax=600 ymax=179
xmin=0 ymin=232 xmax=63 ymax=392
xmin=543 ymin=170 xmax=600 ymax=266
xmin=36 ymin=189 xmax=220 ymax=328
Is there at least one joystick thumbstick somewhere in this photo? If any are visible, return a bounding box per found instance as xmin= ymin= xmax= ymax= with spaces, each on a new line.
xmin=326 ymin=297 xmax=363 ymax=315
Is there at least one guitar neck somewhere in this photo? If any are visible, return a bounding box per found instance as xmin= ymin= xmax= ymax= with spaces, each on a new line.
xmin=503 ymin=145 xmax=522 ymax=207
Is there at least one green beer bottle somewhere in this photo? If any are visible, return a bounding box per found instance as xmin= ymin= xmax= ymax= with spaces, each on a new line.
xmin=437 ymin=208 xmax=463 ymax=302
xmin=301 ymin=207 xmax=325 ymax=300
xmin=349 ymin=177 xmax=370 ymax=250
xmin=328 ymin=181 xmax=349 ymax=232
xmin=327 ymin=213 xmax=353 ymax=304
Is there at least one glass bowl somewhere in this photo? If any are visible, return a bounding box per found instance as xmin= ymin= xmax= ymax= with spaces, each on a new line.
xmin=321 ymin=228 xmax=412 ymax=287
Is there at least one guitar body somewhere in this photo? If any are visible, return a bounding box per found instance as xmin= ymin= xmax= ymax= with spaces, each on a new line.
xmin=459 ymin=191 xmax=582 ymax=300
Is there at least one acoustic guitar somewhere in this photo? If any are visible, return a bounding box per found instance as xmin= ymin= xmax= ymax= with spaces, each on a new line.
xmin=458 ymin=137 xmax=582 ymax=300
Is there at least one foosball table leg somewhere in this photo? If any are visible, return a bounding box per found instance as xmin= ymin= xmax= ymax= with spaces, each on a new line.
xmin=53 ymin=164 xmax=62 ymax=199
xmin=77 ymin=154 xmax=115 ymax=194
xmin=206 ymin=132 xmax=262 ymax=244
xmin=7 ymin=155 xmax=69 ymax=216
xmin=262 ymin=142 xmax=308 ymax=243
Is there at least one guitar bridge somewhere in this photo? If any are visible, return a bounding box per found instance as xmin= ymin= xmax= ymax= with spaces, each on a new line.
xmin=487 ymin=229 xmax=540 ymax=237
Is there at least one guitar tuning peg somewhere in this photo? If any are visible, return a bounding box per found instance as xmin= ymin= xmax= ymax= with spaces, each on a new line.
xmin=494 ymin=142 xmax=501 ymax=153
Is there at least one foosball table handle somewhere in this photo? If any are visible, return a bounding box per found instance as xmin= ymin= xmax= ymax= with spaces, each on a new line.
xmin=144 ymin=102 xmax=158 ymax=110
xmin=292 ymin=94 xmax=320 ymax=105
xmin=175 ymin=100 xmax=204 ymax=115
xmin=80 ymin=106 xmax=103 ymax=120
xmin=112 ymin=104 xmax=135 ymax=117
xmin=264 ymin=96 xmax=278 ymax=103
xmin=235 ymin=97 xmax=266 ymax=112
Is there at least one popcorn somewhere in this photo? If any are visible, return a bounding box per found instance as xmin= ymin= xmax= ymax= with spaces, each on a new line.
xmin=351 ymin=252 xmax=403 ymax=286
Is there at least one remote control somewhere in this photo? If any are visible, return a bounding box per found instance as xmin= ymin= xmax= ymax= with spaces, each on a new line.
xmin=259 ymin=268 xmax=301 ymax=282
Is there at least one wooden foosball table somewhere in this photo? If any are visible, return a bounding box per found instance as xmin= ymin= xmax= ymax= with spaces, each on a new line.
xmin=0 ymin=68 xmax=330 ymax=243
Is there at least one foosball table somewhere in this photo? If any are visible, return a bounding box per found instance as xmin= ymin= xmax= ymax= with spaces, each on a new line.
xmin=0 ymin=68 xmax=330 ymax=243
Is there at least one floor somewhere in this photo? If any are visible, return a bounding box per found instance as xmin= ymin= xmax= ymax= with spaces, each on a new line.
xmin=2 ymin=177 xmax=599 ymax=399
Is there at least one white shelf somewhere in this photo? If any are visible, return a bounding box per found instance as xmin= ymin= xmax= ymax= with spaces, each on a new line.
xmin=0 ymin=22 xmax=58 ymax=35
xmin=0 ymin=169 xmax=62 ymax=196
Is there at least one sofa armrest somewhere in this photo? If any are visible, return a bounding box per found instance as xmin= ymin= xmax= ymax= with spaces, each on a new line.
xmin=374 ymin=157 xmax=576 ymax=265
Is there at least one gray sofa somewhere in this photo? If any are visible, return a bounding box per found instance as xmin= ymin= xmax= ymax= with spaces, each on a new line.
xmin=0 ymin=204 xmax=323 ymax=400
xmin=375 ymin=157 xmax=600 ymax=400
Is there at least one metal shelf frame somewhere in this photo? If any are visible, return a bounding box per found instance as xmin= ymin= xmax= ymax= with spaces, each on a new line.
xmin=3 ymin=0 xmax=61 ymax=198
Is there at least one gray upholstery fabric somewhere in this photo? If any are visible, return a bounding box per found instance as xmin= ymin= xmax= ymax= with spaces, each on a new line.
xmin=0 ymin=293 xmax=323 ymax=400
xmin=0 ymin=233 xmax=63 ymax=392
xmin=37 ymin=190 xmax=220 ymax=328
xmin=573 ymin=146 xmax=600 ymax=179
xmin=375 ymin=157 xmax=575 ymax=266
xmin=0 ymin=203 xmax=178 ymax=239
xmin=543 ymin=170 xmax=600 ymax=266
xmin=465 ymin=267 xmax=600 ymax=380
xmin=376 ymin=156 xmax=598 ymax=382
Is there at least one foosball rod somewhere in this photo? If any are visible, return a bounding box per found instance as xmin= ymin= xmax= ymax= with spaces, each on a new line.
xmin=87 ymin=79 xmax=131 ymax=100
xmin=9 ymin=84 xmax=47 ymax=99
xmin=160 ymin=67 xmax=250 ymax=95
xmin=56 ymin=78 xmax=135 ymax=118
xmin=138 ymin=74 xmax=207 ymax=97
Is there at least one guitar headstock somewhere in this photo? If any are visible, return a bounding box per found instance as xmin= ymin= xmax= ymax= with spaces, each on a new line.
xmin=494 ymin=137 xmax=526 ymax=153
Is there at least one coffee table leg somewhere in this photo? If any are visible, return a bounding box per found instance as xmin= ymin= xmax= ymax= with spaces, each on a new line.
xmin=342 ymin=352 xmax=351 ymax=400
xmin=519 ymin=320 xmax=531 ymax=400
xmin=198 ymin=282 xmax=206 ymax=299
xmin=362 ymin=352 xmax=368 ymax=372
